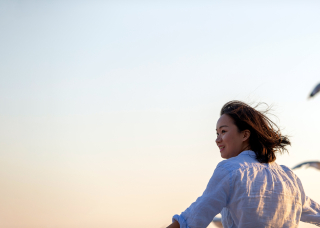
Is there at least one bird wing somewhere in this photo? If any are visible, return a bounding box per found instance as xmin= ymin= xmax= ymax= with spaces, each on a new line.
xmin=309 ymin=162 xmax=320 ymax=170
xmin=310 ymin=83 xmax=320 ymax=97
xmin=292 ymin=161 xmax=320 ymax=170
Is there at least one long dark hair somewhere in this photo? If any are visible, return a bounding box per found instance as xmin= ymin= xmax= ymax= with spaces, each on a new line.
xmin=220 ymin=100 xmax=290 ymax=163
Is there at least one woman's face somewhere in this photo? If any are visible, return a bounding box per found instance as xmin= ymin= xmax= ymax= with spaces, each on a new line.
xmin=216 ymin=114 xmax=249 ymax=159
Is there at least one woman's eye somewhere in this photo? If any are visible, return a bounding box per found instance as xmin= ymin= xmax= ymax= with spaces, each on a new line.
xmin=221 ymin=130 xmax=226 ymax=133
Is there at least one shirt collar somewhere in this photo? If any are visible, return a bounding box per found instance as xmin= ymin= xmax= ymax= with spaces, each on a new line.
xmin=238 ymin=150 xmax=256 ymax=157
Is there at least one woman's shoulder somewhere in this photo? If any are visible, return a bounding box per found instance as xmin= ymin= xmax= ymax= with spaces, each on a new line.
xmin=279 ymin=164 xmax=291 ymax=171
xmin=279 ymin=164 xmax=298 ymax=178
xmin=216 ymin=150 xmax=258 ymax=171
xmin=216 ymin=156 xmax=245 ymax=172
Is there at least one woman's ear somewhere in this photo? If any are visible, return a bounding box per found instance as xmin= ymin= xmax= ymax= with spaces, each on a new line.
xmin=242 ymin=130 xmax=251 ymax=141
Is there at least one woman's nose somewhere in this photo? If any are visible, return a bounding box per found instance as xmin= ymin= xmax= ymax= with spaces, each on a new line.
xmin=216 ymin=135 xmax=221 ymax=143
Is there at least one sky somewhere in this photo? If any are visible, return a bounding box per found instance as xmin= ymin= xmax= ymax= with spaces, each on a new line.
xmin=1 ymin=1 xmax=320 ymax=228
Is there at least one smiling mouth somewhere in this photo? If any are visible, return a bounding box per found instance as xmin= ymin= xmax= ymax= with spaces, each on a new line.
xmin=219 ymin=146 xmax=225 ymax=152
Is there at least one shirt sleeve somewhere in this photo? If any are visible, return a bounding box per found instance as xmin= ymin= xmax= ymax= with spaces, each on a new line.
xmin=298 ymin=177 xmax=320 ymax=226
xmin=172 ymin=164 xmax=231 ymax=228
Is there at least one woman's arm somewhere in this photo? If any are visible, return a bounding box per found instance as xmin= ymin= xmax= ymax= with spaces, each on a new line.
xmin=297 ymin=178 xmax=320 ymax=226
xmin=166 ymin=220 xmax=180 ymax=228
xmin=300 ymin=196 xmax=320 ymax=226
xmin=170 ymin=165 xmax=230 ymax=228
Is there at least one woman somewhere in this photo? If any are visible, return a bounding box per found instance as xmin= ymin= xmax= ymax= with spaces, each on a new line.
xmin=167 ymin=101 xmax=320 ymax=228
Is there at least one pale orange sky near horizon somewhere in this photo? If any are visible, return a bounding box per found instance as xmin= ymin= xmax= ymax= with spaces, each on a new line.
xmin=1 ymin=1 xmax=320 ymax=228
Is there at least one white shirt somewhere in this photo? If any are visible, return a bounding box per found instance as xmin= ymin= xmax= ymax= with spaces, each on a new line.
xmin=172 ymin=150 xmax=320 ymax=228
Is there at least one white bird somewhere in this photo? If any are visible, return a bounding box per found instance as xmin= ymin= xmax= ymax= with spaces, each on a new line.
xmin=309 ymin=83 xmax=320 ymax=98
xmin=212 ymin=216 xmax=223 ymax=228
xmin=292 ymin=161 xmax=320 ymax=170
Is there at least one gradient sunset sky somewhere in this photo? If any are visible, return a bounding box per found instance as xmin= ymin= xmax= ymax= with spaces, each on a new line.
xmin=1 ymin=1 xmax=320 ymax=228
